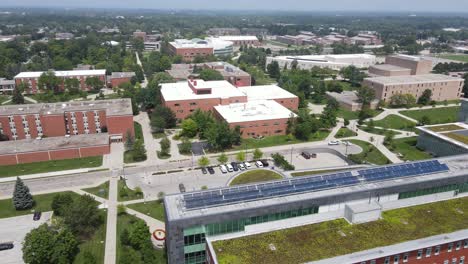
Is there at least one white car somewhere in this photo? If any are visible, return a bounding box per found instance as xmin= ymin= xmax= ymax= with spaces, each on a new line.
xmin=238 ymin=163 xmax=245 ymax=170
xmin=220 ymin=165 xmax=228 ymax=173
xmin=243 ymin=161 xmax=252 ymax=169
xmin=226 ymin=163 xmax=234 ymax=172
xmin=328 ymin=140 xmax=340 ymax=146
xmin=255 ymin=161 xmax=263 ymax=168
xmin=343 ymin=141 xmax=353 ymax=146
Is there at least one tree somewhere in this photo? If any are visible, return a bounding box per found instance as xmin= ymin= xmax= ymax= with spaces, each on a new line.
xmin=51 ymin=193 xmax=74 ymax=216
xmin=198 ymin=69 xmax=224 ymax=81
xmin=120 ymin=228 xmax=130 ymax=246
xmin=340 ymin=65 xmax=366 ymax=86
xmin=267 ymin=61 xmax=281 ymax=80
xmin=38 ymin=71 xmax=61 ymax=93
xmin=344 ymin=118 xmax=350 ymax=127
xmin=198 ymin=156 xmax=210 ymax=167
xmin=82 ymin=251 xmax=97 ymax=264
xmin=217 ymin=153 xmax=228 ymax=164
xmin=128 ymin=219 xmax=150 ymax=250
xmin=125 ymin=130 xmax=135 ymax=151
xmin=132 ymin=139 xmax=147 ymax=161
xmin=320 ymin=98 xmax=339 ymax=128
xmin=157 ymin=191 xmax=165 ymax=201
xmin=159 ymin=137 xmax=171 ymax=156
xmin=384 ymin=130 xmax=396 ymax=147
xmin=356 ymin=86 xmax=375 ymax=107
xmin=181 ymin=118 xmax=198 ymax=138
xmin=12 ymin=177 xmax=34 ymax=210
xmin=389 ymin=94 xmax=416 ymax=108
xmin=13 ymin=83 xmax=26 ymax=104
xmin=64 ymin=78 xmax=80 ymax=94
xmin=419 ymin=115 xmax=431 ymax=125
xmin=236 ymin=151 xmax=246 ymax=162
xmin=190 ymin=109 xmax=216 ymax=139
xmin=205 ymin=121 xmax=238 ymax=150
xmin=150 ymin=116 xmax=166 ymax=133
xmin=23 ymin=224 xmax=78 ymax=264
xmin=63 ymin=194 xmax=103 ymax=237
xmin=152 ymin=106 xmax=176 ymax=129
xmin=85 ymin=77 xmax=104 ymax=92
xmin=253 ymin=148 xmax=263 ymax=160
xmin=418 ymin=89 xmax=432 ymax=105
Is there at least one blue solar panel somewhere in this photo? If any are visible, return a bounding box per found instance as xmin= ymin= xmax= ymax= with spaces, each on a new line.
xmin=183 ymin=160 xmax=450 ymax=210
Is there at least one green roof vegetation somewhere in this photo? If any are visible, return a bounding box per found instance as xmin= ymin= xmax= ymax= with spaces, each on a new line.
xmin=400 ymin=106 xmax=460 ymax=125
xmin=0 ymin=156 xmax=103 ymax=178
xmin=213 ymin=197 xmax=468 ymax=264
xmin=427 ymin=124 xmax=465 ymax=132
xmin=229 ymin=170 xmax=283 ymax=186
xmin=444 ymin=132 xmax=468 ymax=145
xmin=368 ymin=115 xmax=416 ymax=132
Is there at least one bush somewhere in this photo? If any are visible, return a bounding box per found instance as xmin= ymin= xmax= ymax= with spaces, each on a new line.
xmin=271 ymin=153 xmax=295 ymax=171
xmin=179 ymin=138 xmax=192 ymax=154
xmin=51 ymin=193 xmax=74 ymax=216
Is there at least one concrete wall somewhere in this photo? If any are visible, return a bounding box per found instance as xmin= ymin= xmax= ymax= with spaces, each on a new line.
xmin=368 ymin=66 xmax=411 ymax=77
xmin=417 ymin=131 xmax=468 ymax=157
xmin=385 ymin=56 xmax=432 ymax=75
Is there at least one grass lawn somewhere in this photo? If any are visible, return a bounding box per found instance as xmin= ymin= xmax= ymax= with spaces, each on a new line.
xmin=117 ymin=213 xmax=166 ymax=264
xmin=359 ymin=125 xmax=401 ymax=136
xmin=390 ymin=137 xmax=433 ymax=161
xmin=118 ymin=180 xmax=143 ymax=202
xmin=152 ymin=132 xmax=166 ymax=139
xmin=438 ymin=54 xmax=468 ymax=62
xmin=337 ymin=108 xmax=382 ymax=120
xmin=124 ymin=150 xmax=147 ymax=164
xmin=229 ymin=170 xmax=283 ymax=186
xmin=0 ymin=191 xmax=82 ymax=219
xmin=234 ymin=131 xmax=329 ymax=150
xmin=334 ymin=128 xmax=357 ymax=138
xmin=348 ymin=139 xmax=390 ymax=165
xmin=0 ymin=156 xmax=102 ymax=178
xmin=0 ymin=95 xmax=10 ymax=104
xmin=444 ymin=132 xmax=468 ymax=144
xmin=213 ymin=197 xmax=468 ymax=264
xmin=370 ymin=115 xmax=416 ymax=131
xmin=427 ymin=124 xmax=465 ymax=132
xmin=83 ymin=181 xmax=109 ymax=199
xmin=400 ymin=106 xmax=460 ymax=125
xmin=133 ymin=121 xmax=144 ymax=142
xmin=73 ymin=210 xmax=107 ymax=264
xmin=291 ymin=168 xmax=354 ymax=177
xmin=127 ymin=200 xmax=166 ymax=222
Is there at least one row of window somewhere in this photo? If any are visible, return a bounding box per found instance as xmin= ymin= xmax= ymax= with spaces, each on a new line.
xmin=398 ymin=182 xmax=468 ymax=199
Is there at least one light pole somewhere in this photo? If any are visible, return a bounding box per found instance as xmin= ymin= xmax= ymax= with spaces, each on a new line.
xmin=290 ymin=147 xmax=294 ymax=164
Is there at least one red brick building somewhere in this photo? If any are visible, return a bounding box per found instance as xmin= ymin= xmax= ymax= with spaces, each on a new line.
xmin=0 ymin=134 xmax=110 ymax=165
xmin=0 ymin=99 xmax=134 ymax=141
xmin=108 ymin=72 xmax=135 ymax=88
xmin=14 ymin=70 xmax=107 ymax=94
xmin=169 ymin=39 xmax=214 ymax=62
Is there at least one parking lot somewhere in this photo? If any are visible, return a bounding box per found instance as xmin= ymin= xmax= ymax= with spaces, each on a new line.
xmin=0 ymin=212 xmax=52 ymax=264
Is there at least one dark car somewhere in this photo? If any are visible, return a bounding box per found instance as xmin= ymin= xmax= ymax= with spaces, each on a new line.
xmin=230 ymin=162 xmax=239 ymax=171
xmin=260 ymin=159 xmax=269 ymax=167
xmin=0 ymin=242 xmax=14 ymax=251
xmin=301 ymin=151 xmax=311 ymax=159
xmin=179 ymin=183 xmax=186 ymax=193
xmin=201 ymin=167 xmax=207 ymax=174
xmin=207 ymin=166 xmax=215 ymax=175
xmin=33 ymin=211 xmax=41 ymax=221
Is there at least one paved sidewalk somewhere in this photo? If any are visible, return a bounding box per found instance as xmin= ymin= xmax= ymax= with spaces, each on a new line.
xmin=0 ymin=168 xmax=106 ymax=183
xmin=126 ymin=207 xmax=165 ymax=231
xmin=135 ymin=52 xmax=148 ymax=88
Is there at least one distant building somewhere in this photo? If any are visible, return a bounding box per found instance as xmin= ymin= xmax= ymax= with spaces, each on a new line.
xmin=168 ymin=39 xmax=214 ymax=62
xmin=0 ymin=35 xmax=18 ymax=42
xmin=0 ymin=78 xmax=15 ymax=94
xmin=14 ymin=70 xmax=107 ymax=94
xmin=98 ymin=27 xmax=120 ymax=34
xmin=108 ymin=72 xmax=135 ymax=88
xmin=166 ymin=62 xmax=251 ymax=86
xmin=266 ymin=54 xmax=377 ymax=71
xmin=369 ymin=55 xmax=433 ymax=77
xmin=326 ymin=91 xmax=379 ymax=111
xmin=350 ymin=34 xmax=382 ymax=45
xmin=206 ymin=27 xmax=241 ymax=36
xmin=216 ymin=36 xmax=260 ymax=46
xmin=204 ymin=37 xmax=234 ymax=57
xmin=133 ymin=30 xmax=147 ymax=40
xmin=241 ymin=28 xmax=268 ymax=37
xmin=143 ymin=41 xmax=160 ymax=51
xmin=55 ymin=32 xmax=74 ymax=40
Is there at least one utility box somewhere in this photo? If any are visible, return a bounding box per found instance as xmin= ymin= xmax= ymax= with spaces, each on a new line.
xmin=344 ymin=202 xmax=382 ymax=224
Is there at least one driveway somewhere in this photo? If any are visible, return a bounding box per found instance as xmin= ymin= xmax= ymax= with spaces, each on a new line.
xmin=0 ymin=212 xmax=52 ymax=264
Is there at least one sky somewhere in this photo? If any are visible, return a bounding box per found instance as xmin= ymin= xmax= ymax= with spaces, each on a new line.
xmin=1 ymin=0 xmax=468 ymax=13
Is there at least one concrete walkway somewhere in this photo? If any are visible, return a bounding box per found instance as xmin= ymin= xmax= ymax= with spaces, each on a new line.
xmin=126 ymin=207 xmax=165 ymax=231
xmin=135 ymin=52 xmax=148 ymax=88
xmin=134 ymin=112 xmax=160 ymax=166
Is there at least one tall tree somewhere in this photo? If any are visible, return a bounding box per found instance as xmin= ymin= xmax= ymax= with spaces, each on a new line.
xmin=63 ymin=194 xmax=102 ymax=237
xmin=356 ymin=86 xmax=376 ymax=107
xmin=38 ymin=71 xmax=61 ymax=93
xmin=417 ymin=89 xmax=432 ymax=105
xmin=85 ymin=77 xmax=104 ymax=92
xmin=12 ymin=84 xmax=25 ymax=104
xmin=12 ymin=177 xmax=34 ymax=210
xmin=267 ymin=61 xmax=281 ymax=80
xmin=132 ymin=140 xmax=147 ymax=161
xmin=198 ymin=69 xmax=224 ymax=81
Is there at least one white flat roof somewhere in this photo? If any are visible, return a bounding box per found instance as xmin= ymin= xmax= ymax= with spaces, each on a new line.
xmin=160 ymin=80 xmax=245 ymax=101
xmin=170 ymin=39 xmax=212 ymax=49
xmin=15 ymin=69 xmax=106 ymax=79
xmin=214 ymin=100 xmax=296 ymax=123
xmin=365 ymin=74 xmax=464 ymax=85
xmin=238 ymin=85 xmax=297 ymax=101
xmin=218 ymin=36 xmax=258 ymax=41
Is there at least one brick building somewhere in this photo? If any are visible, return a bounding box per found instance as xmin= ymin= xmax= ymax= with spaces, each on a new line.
xmin=14 ymin=70 xmax=107 ymax=94
xmin=0 ymin=78 xmax=15 ymax=93
xmin=168 ymin=39 xmax=214 ymax=62
xmin=369 ymin=55 xmax=432 ymax=77
xmin=166 ymin=62 xmax=251 ymax=86
xmin=0 ymin=99 xmax=134 ymax=142
xmin=108 ymin=72 xmax=135 ymax=88
xmin=0 ymin=134 xmax=110 ymax=165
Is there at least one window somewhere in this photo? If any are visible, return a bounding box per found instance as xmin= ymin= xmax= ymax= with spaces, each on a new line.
xmin=426 ymin=247 xmax=432 ymax=257
xmin=464 ymin=239 xmax=468 ymax=248
xmin=417 ymin=249 xmax=423 ymax=259
xmin=394 ymin=255 xmax=399 ymax=264
xmin=453 ymin=258 xmax=458 ymax=264
xmin=456 ymin=241 xmax=461 ymax=250
xmin=403 ymin=253 xmax=409 ymax=263
xmin=460 ymin=257 xmax=465 ymax=264
xmin=448 ymin=243 xmax=453 ymax=252
xmin=444 ymin=261 xmax=449 ymax=264
xmin=174 ymin=103 xmax=180 ymax=107
xmin=435 ymin=246 xmax=440 ymax=255
xmin=384 ymin=257 xmax=390 ymax=264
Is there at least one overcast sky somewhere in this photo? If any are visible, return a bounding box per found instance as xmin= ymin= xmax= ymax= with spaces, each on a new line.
xmin=1 ymin=0 xmax=468 ymax=12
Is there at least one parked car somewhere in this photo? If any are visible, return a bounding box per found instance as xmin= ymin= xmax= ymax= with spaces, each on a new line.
xmin=33 ymin=211 xmax=41 ymax=221
xmin=238 ymin=163 xmax=245 ymax=170
xmin=328 ymin=140 xmax=340 ymax=145
xmin=207 ymin=166 xmax=215 ymax=175
xmin=311 ymin=153 xmax=317 ymax=158
xmin=343 ymin=141 xmax=352 ymax=146
xmin=178 ymin=183 xmax=186 ymax=193
xmin=244 ymin=161 xmax=252 ymax=169
xmin=201 ymin=167 xmax=207 ymax=174
xmin=220 ymin=164 xmax=228 ymax=173
xmin=260 ymin=159 xmax=269 ymax=167
xmin=226 ymin=163 xmax=234 ymax=172
xmin=255 ymin=161 xmax=263 ymax=168
xmin=230 ymin=162 xmax=239 ymax=171
xmin=301 ymin=151 xmax=311 ymax=159
xmin=0 ymin=242 xmax=14 ymax=251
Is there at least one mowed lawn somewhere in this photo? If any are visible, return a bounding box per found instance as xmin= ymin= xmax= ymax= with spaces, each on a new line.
xmin=400 ymin=106 xmax=460 ymax=125
xmin=73 ymin=210 xmax=107 ymax=264
xmin=0 ymin=156 xmax=103 ymax=178
xmin=391 ymin=137 xmax=433 ymax=161
xmin=234 ymin=131 xmax=330 ymax=150
xmin=127 ymin=200 xmax=166 ymax=222
xmin=438 ymin=54 xmax=468 ymax=63
xmin=348 ymin=139 xmax=390 ymax=165
xmin=370 ymin=115 xmax=416 ymax=131
xmin=229 ymin=170 xmax=283 ymax=186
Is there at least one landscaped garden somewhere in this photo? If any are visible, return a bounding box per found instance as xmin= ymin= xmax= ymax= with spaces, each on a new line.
xmin=400 ymin=106 xmax=460 ymax=125
xmin=0 ymin=156 xmax=103 ymax=178
xmin=229 ymin=170 xmax=283 ymax=186
xmin=390 ymin=137 xmax=433 ymax=161
xmin=337 ymin=108 xmax=382 ymax=120
xmin=213 ymin=197 xmax=468 ymax=264
xmin=234 ymin=131 xmax=330 ymax=150
xmin=118 ymin=180 xmax=143 ymax=201
xmin=427 ymin=124 xmax=465 ymax=132
xmin=348 ymin=139 xmax=390 ymax=165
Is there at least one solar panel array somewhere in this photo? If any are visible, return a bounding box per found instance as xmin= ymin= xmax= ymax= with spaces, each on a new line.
xmin=183 ymin=160 xmax=450 ymax=210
